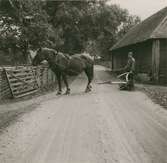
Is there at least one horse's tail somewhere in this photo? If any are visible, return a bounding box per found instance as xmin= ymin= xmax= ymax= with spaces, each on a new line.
xmin=90 ymin=64 xmax=94 ymax=81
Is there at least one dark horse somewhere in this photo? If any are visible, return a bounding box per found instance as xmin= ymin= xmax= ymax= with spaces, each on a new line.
xmin=32 ymin=48 xmax=94 ymax=95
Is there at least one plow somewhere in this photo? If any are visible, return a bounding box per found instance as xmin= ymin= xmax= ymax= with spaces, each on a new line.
xmin=97 ymin=72 xmax=129 ymax=85
xmin=97 ymin=72 xmax=134 ymax=91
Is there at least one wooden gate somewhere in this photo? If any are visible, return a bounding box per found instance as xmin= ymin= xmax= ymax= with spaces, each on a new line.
xmin=4 ymin=66 xmax=39 ymax=98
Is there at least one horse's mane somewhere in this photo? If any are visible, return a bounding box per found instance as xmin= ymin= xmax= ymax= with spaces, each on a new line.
xmin=36 ymin=47 xmax=58 ymax=60
xmin=41 ymin=47 xmax=57 ymax=55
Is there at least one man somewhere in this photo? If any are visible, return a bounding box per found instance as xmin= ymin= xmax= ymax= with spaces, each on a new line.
xmin=125 ymin=52 xmax=135 ymax=73
xmin=119 ymin=52 xmax=136 ymax=90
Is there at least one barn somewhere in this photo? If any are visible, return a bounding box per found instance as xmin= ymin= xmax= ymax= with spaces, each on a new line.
xmin=110 ymin=7 xmax=167 ymax=84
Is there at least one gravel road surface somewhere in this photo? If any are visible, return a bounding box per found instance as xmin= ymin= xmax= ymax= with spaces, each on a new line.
xmin=0 ymin=65 xmax=167 ymax=163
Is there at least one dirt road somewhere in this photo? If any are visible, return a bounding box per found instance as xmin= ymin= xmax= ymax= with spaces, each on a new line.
xmin=0 ymin=65 xmax=167 ymax=163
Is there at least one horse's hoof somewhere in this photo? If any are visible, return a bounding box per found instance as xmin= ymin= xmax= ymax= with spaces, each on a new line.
xmin=85 ymin=87 xmax=91 ymax=93
xmin=64 ymin=89 xmax=70 ymax=95
xmin=85 ymin=85 xmax=92 ymax=93
xmin=56 ymin=91 xmax=62 ymax=95
xmin=85 ymin=89 xmax=91 ymax=93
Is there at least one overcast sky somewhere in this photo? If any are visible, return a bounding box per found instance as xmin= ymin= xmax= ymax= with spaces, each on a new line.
xmin=108 ymin=0 xmax=167 ymax=20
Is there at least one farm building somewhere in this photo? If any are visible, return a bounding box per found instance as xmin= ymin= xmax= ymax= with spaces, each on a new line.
xmin=110 ymin=7 xmax=167 ymax=84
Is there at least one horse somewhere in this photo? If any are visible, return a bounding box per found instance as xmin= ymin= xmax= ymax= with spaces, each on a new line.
xmin=32 ymin=47 xmax=94 ymax=95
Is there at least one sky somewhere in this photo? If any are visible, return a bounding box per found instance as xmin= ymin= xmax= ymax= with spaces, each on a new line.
xmin=108 ymin=0 xmax=167 ymax=20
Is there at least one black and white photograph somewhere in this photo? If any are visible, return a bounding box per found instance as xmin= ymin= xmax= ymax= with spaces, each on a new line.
xmin=0 ymin=0 xmax=167 ymax=162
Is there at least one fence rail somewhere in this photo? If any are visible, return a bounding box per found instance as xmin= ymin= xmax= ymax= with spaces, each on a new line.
xmin=0 ymin=65 xmax=56 ymax=100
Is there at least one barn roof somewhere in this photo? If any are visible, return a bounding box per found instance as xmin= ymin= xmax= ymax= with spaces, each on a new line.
xmin=111 ymin=7 xmax=167 ymax=51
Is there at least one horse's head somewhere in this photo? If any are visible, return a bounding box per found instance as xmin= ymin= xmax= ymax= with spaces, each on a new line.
xmin=32 ymin=47 xmax=57 ymax=66
xmin=32 ymin=48 xmax=44 ymax=66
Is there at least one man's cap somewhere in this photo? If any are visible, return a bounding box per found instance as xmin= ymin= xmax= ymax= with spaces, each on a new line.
xmin=128 ymin=52 xmax=133 ymax=56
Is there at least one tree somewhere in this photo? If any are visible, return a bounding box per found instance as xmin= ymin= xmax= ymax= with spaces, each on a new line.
xmin=88 ymin=1 xmax=141 ymax=59
xmin=117 ymin=14 xmax=141 ymax=40
xmin=0 ymin=0 xmax=50 ymax=64
xmin=0 ymin=0 xmax=141 ymax=64
xmin=44 ymin=0 xmax=94 ymax=54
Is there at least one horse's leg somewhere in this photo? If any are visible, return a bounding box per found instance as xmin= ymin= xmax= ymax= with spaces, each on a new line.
xmin=56 ymin=72 xmax=62 ymax=95
xmin=62 ymin=73 xmax=70 ymax=95
xmin=84 ymin=66 xmax=94 ymax=93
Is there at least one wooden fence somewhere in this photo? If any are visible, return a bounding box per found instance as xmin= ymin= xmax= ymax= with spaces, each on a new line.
xmin=0 ymin=65 xmax=56 ymax=100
